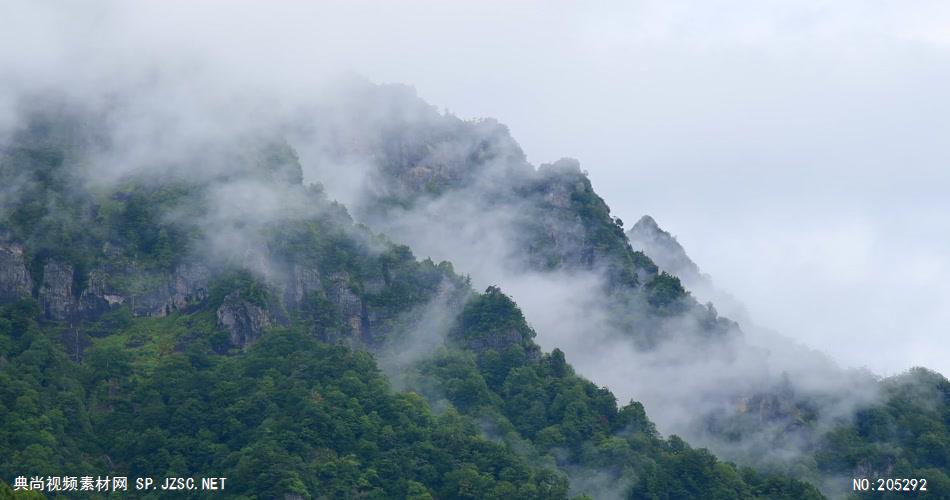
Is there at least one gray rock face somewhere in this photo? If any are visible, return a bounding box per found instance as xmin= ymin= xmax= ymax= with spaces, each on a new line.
xmin=0 ymin=242 xmax=34 ymax=301
xmin=78 ymin=269 xmax=125 ymax=319
xmin=327 ymin=273 xmax=365 ymax=343
xmin=627 ymin=215 xmax=706 ymax=286
xmin=520 ymin=163 xmax=597 ymax=270
xmin=40 ymin=260 xmax=75 ymax=320
xmin=282 ymin=263 xmax=322 ymax=312
xmin=168 ymin=264 xmax=211 ymax=311
xmin=216 ymin=292 xmax=271 ymax=350
xmin=11 ymin=258 xmax=211 ymax=321
xmin=135 ymin=263 xmax=210 ymax=317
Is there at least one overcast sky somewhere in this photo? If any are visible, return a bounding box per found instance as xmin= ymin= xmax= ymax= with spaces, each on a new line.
xmin=4 ymin=0 xmax=949 ymax=375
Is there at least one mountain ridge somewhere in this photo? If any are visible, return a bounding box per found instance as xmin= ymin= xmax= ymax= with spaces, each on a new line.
xmin=0 ymin=88 xmax=947 ymax=499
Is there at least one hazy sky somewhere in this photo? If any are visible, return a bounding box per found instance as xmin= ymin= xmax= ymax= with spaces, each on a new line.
xmin=4 ymin=0 xmax=949 ymax=375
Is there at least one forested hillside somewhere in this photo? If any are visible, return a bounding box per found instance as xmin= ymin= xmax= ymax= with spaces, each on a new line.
xmin=301 ymin=84 xmax=950 ymax=498
xmin=0 ymin=108 xmax=825 ymax=499
xmin=627 ymin=215 xmax=950 ymax=497
xmin=0 ymin=91 xmax=946 ymax=500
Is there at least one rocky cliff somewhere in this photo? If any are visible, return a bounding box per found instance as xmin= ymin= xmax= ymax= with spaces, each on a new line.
xmin=626 ymin=215 xmax=708 ymax=287
xmin=0 ymin=241 xmax=33 ymax=302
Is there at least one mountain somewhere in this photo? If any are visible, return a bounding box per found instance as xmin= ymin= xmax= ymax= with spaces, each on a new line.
xmin=284 ymin=83 xmax=949 ymax=497
xmin=626 ymin=215 xmax=707 ymax=288
xmin=0 ymin=103 xmax=824 ymax=499
xmin=624 ymin=214 xmax=765 ymax=331
xmin=625 ymin=215 xmax=950 ymax=498
xmin=0 ymin=86 xmax=946 ymax=499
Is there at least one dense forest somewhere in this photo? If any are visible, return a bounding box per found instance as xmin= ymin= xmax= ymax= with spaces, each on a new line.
xmin=0 ymin=96 xmax=946 ymax=499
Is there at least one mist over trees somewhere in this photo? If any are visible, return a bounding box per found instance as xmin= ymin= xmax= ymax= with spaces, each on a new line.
xmin=1 ymin=3 xmax=948 ymax=498
xmin=0 ymin=85 xmax=946 ymax=499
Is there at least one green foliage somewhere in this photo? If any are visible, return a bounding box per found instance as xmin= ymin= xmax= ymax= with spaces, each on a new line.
xmin=210 ymin=269 xmax=271 ymax=309
xmin=511 ymin=162 xmax=740 ymax=347
xmin=0 ymin=301 xmax=99 ymax=480
xmin=0 ymin=480 xmax=45 ymax=499
xmin=630 ymin=250 xmax=659 ymax=276
xmin=6 ymin=110 xmax=945 ymax=500
xmin=0 ymin=305 xmax=568 ymax=499
xmin=253 ymin=140 xmax=304 ymax=185
xmin=101 ymin=183 xmax=199 ymax=269
xmin=1 ymin=140 xmax=98 ymax=277
xmin=517 ymin=164 xmax=647 ymax=289
xmin=644 ymin=272 xmax=687 ymax=313
xmin=813 ymin=368 xmax=950 ymax=499
xmin=739 ymin=467 xmax=827 ymax=500
xmin=0 ymin=125 xmax=201 ymax=282
xmin=0 ymin=267 xmax=823 ymax=499
xmin=451 ymin=286 xmax=535 ymax=350
xmin=418 ymin=287 xmax=821 ymax=499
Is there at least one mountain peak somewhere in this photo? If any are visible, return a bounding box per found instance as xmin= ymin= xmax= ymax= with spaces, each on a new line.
xmin=634 ymin=214 xmax=660 ymax=230
xmin=627 ymin=215 xmax=705 ymax=286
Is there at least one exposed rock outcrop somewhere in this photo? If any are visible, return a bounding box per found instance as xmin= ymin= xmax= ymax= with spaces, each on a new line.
xmin=134 ymin=263 xmax=210 ymax=317
xmin=627 ymin=215 xmax=706 ymax=286
xmin=35 ymin=260 xmax=211 ymax=321
xmin=0 ymin=242 xmax=34 ymax=301
xmin=325 ymin=272 xmax=366 ymax=345
xmin=168 ymin=264 xmax=211 ymax=311
xmin=216 ymin=292 xmax=271 ymax=350
xmin=282 ymin=263 xmax=322 ymax=312
xmin=78 ymin=269 xmax=125 ymax=319
xmin=40 ymin=260 xmax=75 ymax=321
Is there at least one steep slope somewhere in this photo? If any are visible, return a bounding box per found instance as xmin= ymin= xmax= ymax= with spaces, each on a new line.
xmin=0 ymin=104 xmax=827 ymax=498
xmin=628 ymin=215 xmax=950 ymax=497
xmin=626 ymin=215 xmax=707 ymax=288
xmin=294 ymin=85 xmax=818 ymax=413
xmin=290 ymin=83 xmax=949 ymax=498
xmin=625 ymin=214 xmax=758 ymax=329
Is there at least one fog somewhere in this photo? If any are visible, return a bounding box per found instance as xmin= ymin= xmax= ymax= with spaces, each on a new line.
xmin=3 ymin=0 xmax=946 ymax=469
xmin=7 ymin=0 xmax=943 ymax=376
xmin=351 ymin=149 xmax=882 ymax=469
xmin=333 ymin=0 xmax=950 ymax=377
